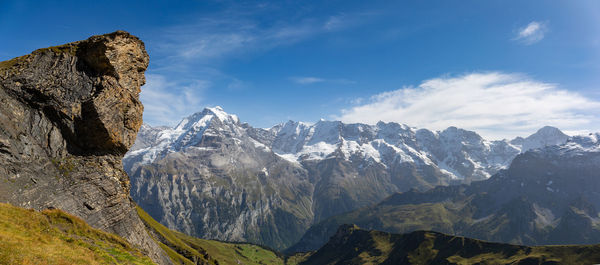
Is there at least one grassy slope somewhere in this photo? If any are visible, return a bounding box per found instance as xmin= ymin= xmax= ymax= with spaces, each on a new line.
xmin=300 ymin=225 xmax=600 ymax=265
xmin=136 ymin=206 xmax=299 ymax=265
xmin=0 ymin=203 xmax=155 ymax=265
xmin=4 ymin=199 xmax=597 ymax=265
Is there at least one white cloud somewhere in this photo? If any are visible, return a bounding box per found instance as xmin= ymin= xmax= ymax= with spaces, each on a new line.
xmin=290 ymin=76 xmax=356 ymax=85
xmin=140 ymin=74 xmax=208 ymax=126
xmin=514 ymin=21 xmax=548 ymax=45
xmin=291 ymin=77 xmax=326 ymax=84
xmin=336 ymin=72 xmax=600 ymax=139
xmin=155 ymin=14 xmax=356 ymax=62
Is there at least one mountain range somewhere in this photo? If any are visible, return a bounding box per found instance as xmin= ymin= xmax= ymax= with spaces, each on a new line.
xmin=290 ymin=132 xmax=600 ymax=252
xmin=2 ymin=30 xmax=600 ymax=265
xmin=123 ymin=106 xmax=572 ymax=250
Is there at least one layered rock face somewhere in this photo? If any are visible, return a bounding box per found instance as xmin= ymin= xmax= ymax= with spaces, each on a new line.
xmin=0 ymin=31 xmax=170 ymax=265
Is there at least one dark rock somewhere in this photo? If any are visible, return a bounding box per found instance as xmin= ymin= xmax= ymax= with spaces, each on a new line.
xmin=0 ymin=31 xmax=171 ymax=265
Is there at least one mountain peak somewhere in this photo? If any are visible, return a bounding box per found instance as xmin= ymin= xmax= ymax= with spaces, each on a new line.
xmin=203 ymin=106 xmax=239 ymax=123
xmin=517 ymin=126 xmax=569 ymax=151
xmin=174 ymin=106 xmax=239 ymax=131
xmin=532 ymin=126 xmax=566 ymax=137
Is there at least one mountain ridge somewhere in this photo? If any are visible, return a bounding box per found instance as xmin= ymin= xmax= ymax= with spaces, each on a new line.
xmin=124 ymin=106 xmax=577 ymax=250
xmin=298 ymin=224 xmax=600 ymax=265
xmin=290 ymin=133 xmax=600 ymax=252
xmin=128 ymin=106 xmax=572 ymax=181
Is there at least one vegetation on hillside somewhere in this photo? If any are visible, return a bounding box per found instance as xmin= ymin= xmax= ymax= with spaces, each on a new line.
xmin=0 ymin=203 xmax=155 ymax=265
xmin=3 ymin=200 xmax=600 ymax=265
xmin=136 ymin=205 xmax=300 ymax=265
xmin=300 ymin=224 xmax=600 ymax=265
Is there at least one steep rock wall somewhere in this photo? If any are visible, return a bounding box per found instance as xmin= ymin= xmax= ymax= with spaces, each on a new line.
xmin=0 ymin=31 xmax=170 ymax=265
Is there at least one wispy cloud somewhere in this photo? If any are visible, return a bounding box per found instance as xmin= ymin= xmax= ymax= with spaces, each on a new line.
xmin=140 ymin=11 xmax=365 ymax=125
xmin=290 ymin=76 xmax=356 ymax=85
xmin=514 ymin=21 xmax=548 ymax=45
xmin=154 ymin=14 xmax=357 ymax=62
xmin=291 ymin=77 xmax=325 ymax=84
xmin=336 ymin=72 xmax=600 ymax=139
xmin=140 ymin=74 xmax=208 ymax=126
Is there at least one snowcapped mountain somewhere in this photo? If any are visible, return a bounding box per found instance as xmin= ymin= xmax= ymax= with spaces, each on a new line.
xmin=265 ymin=119 xmax=569 ymax=181
xmin=510 ymin=126 xmax=570 ymax=152
xmin=125 ymin=107 xmax=314 ymax=250
xmin=291 ymin=130 xmax=600 ymax=252
xmin=267 ymin=120 xmax=520 ymax=181
xmin=128 ymin=107 xmax=570 ymax=182
xmin=123 ymin=106 xmax=576 ymax=250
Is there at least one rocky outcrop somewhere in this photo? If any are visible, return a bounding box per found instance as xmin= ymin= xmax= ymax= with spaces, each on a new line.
xmin=0 ymin=31 xmax=170 ymax=265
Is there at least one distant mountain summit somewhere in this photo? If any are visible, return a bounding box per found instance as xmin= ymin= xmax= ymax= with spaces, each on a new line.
xmin=291 ymin=132 xmax=600 ymax=252
xmin=124 ymin=106 xmax=576 ymax=250
xmin=510 ymin=126 xmax=569 ymax=152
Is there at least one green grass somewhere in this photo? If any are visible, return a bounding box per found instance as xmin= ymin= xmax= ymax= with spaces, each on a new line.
xmin=0 ymin=203 xmax=155 ymax=265
xmin=137 ymin=205 xmax=292 ymax=265
xmin=300 ymin=226 xmax=600 ymax=265
xmin=135 ymin=206 xmax=214 ymax=265
xmin=181 ymin=236 xmax=285 ymax=265
xmin=157 ymin=242 xmax=195 ymax=265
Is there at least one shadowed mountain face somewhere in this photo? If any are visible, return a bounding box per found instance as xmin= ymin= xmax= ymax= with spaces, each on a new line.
xmin=291 ymin=134 xmax=600 ymax=252
xmin=124 ymin=106 xmax=571 ymax=250
xmin=299 ymin=224 xmax=600 ymax=265
xmin=0 ymin=31 xmax=170 ymax=265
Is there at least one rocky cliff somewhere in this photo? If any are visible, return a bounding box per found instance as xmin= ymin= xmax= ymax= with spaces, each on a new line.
xmin=0 ymin=31 xmax=170 ymax=265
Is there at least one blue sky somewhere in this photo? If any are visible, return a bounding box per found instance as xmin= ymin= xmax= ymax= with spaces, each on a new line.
xmin=1 ymin=0 xmax=599 ymax=139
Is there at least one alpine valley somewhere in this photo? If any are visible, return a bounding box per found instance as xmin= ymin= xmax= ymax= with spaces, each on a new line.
xmin=123 ymin=106 xmax=575 ymax=251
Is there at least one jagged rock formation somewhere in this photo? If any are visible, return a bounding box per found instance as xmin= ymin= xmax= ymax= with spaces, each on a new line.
xmin=124 ymin=106 xmax=571 ymax=250
xmin=291 ymin=133 xmax=600 ymax=252
xmin=0 ymin=31 xmax=170 ymax=265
